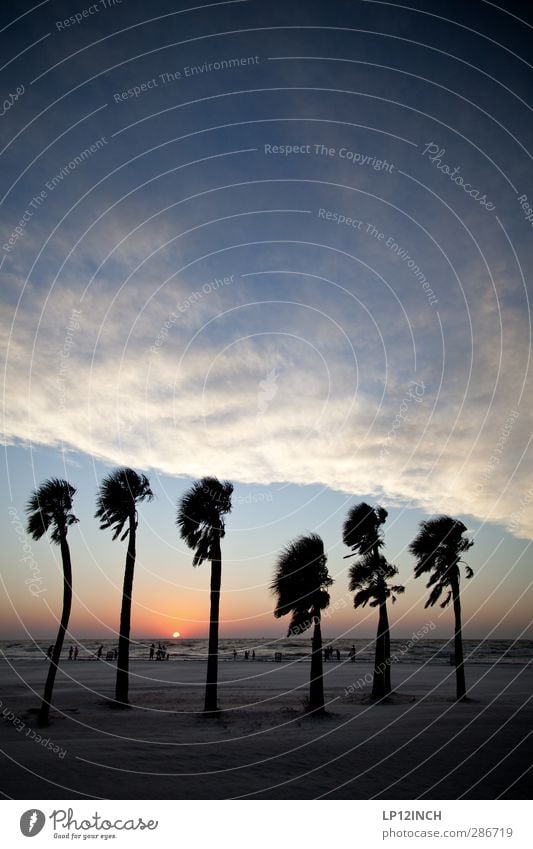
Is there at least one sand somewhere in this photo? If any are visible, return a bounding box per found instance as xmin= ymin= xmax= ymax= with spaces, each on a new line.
xmin=0 ymin=657 xmax=531 ymax=799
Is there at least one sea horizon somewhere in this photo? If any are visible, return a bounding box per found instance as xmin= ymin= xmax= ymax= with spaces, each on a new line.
xmin=2 ymin=636 xmax=531 ymax=665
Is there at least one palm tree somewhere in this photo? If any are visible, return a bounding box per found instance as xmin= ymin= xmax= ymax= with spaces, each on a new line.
xmin=25 ymin=478 xmax=78 ymax=727
xmin=343 ymin=503 xmax=404 ymax=700
xmin=176 ymin=476 xmax=233 ymax=713
xmin=409 ymin=516 xmax=474 ymax=701
xmin=271 ymin=533 xmax=333 ymax=714
xmin=95 ymin=467 xmax=153 ymax=705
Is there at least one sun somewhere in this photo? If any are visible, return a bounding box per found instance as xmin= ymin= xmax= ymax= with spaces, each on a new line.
xmin=172 ymin=631 xmax=180 ymax=638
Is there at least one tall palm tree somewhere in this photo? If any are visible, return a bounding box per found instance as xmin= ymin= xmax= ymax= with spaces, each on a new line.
xmin=343 ymin=503 xmax=404 ymax=700
xmin=26 ymin=478 xmax=78 ymax=727
xmin=271 ymin=533 xmax=333 ymax=714
xmin=409 ymin=516 xmax=473 ymax=701
xmin=95 ymin=467 xmax=153 ymax=705
xmin=176 ymin=476 xmax=233 ymax=713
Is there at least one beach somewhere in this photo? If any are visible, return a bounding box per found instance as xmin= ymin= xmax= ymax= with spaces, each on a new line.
xmin=0 ymin=657 xmax=531 ymax=800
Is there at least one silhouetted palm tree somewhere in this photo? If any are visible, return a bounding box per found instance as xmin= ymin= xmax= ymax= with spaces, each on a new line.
xmin=26 ymin=478 xmax=78 ymax=726
xmin=409 ymin=516 xmax=473 ymax=701
xmin=95 ymin=467 xmax=153 ymax=705
xmin=271 ymin=533 xmax=333 ymax=714
xmin=176 ymin=477 xmax=233 ymax=712
xmin=343 ymin=503 xmax=404 ymax=700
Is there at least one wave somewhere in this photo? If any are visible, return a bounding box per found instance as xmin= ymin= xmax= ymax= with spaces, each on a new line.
xmin=1 ymin=638 xmax=531 ymax=664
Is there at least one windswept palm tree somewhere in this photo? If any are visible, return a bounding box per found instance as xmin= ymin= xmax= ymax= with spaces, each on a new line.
xmin=26 ymin=478 xmax=78 ymax=727
xmin=343 ymin=503 xmax=404 ymax=700
xmin=271 ymin=533 xmax=333 ymax=714
xmin=409 ymin=516 xmax=473 ymax=701
xmin=95 ymin=467 xmax=153 ymax=705
xmin=176 ymin=477 xmax=233 ymax=712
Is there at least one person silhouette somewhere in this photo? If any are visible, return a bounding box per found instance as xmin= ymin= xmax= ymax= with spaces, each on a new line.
xmin=149 ymin=644 xmax=155 ymax=660
xmin=97 ymin=644 xmax=103 ymax=660
xmin=74 ymin=646 xmax=79 ymax=660
xmin=68 ymin=646 xmax=73 ymax=660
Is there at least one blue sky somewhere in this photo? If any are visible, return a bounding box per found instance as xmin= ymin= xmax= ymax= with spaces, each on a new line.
xmin=1 ymin=0 xmax=532 ymax=639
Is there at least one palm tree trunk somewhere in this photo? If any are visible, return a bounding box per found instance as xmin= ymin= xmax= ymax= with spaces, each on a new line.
xmin=39 ymin=533 xmax=72 ymax=727
xmin=451 ymin=573 xmax=466 ymax=701
xmin=204 ymin=532 xmax=221 ymax=712
xmin=115 ymin=512 xmax=136 ymax=705
xmin=372 ymin=576 xmax=391 ymax=700
xmin=309 ymin=609 xmax=325 ymax=713
xmin=384 ymin=607 xmax=392 ymax=694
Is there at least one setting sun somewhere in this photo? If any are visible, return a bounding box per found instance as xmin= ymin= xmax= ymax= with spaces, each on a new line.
xmin=172 ymin=632 xmax=181 ymax=638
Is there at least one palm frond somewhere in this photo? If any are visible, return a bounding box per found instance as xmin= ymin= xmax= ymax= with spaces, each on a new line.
xmin=409 ymin=516 xmax=455 ymax=576
xmin=353 ymin=586 xmax=375 ymax=608
xmin=388 ymin=583 xmax=405 ymax=603
xmin=410 ymin=515 xmax=474 ymax=607
xmin=345 ymin=502 xmax=403 ymax=611
xmin=271 ymin=533 xmax=333 ymax=624
xmin=287 ymin=609 xmax=314 ymax=636
xmin=25 ymin=478 xmax=78 ymax=545
xmin=424 ymin=582 xmax=444 ymax=608
xmin=440 ymin=590 xmax=452 ymax=608
xmin=176 ymin=477 xmax=233 ymax=565
xmin=342 ymin=502 xmax=387 ymax=554
xmin=95 ymin=468 xmax=153 ymax=540
xmin=347 ymin=559 xmax=373 ymax=592
xmin=348 ymin=552 xmax=399 ymax=595
xmin=316 ymin=589 xmax=331 ymax=611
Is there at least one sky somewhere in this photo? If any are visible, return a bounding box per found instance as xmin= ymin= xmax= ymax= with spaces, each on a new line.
xmin=1 ymin=0 xmax=532 ymax=642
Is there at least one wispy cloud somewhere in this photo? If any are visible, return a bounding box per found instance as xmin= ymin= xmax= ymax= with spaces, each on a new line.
xmin=2 ymin=255 xmax=531 ymax=537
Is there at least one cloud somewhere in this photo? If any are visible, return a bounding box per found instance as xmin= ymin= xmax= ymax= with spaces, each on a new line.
xmin=2 ymin=251 xmax=532 ymax=539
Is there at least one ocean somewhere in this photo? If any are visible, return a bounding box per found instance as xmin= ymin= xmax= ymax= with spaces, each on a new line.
xmin=1 ymin=638 xmax=531 ymax=665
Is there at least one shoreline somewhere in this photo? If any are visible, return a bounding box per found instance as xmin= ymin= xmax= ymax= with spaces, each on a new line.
xmin=1 ymin=655 xmax=530 ymax=666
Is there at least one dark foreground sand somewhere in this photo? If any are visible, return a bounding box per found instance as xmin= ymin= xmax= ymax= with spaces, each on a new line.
xmin=0 ymin=658 xmax=531 ymax=799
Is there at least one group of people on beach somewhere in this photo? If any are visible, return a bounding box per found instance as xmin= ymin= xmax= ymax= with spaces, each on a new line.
xmin=324 ymin=645 xmax=357 ymax=662
xmin=232 ymin=649 xmax=256 ymax=660
xmin=324 ymin=646 xmax=341 ymax=662
xmin=149 ymin=642 xmax=170 ymax=661
xmin=45 ymin=643 xmax=118 ymax=661
xmin=45 ymin=641 xmax=359 ymax=664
